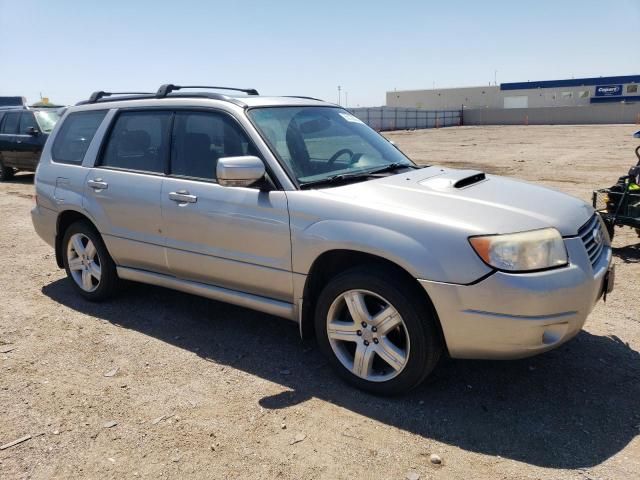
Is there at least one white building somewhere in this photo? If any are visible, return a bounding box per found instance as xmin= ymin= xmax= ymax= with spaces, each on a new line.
xmin=387 ymin=75 xmax=640 ymax=110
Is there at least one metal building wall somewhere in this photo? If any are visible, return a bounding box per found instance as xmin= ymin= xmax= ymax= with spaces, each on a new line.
xmin=387 ymin=86 xmax=500 ymax=110
xmin=463 ymin=103 xmax=640 ymax=125
xmin=386 ymin=85 xmax=611 ymax=110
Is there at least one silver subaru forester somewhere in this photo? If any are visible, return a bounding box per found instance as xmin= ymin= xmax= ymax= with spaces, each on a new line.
xmin=31 ymin=85 xmax=614 ymax=394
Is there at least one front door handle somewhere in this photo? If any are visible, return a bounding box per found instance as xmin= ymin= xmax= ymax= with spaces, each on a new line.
xmin=169 ymin=190 xmax=197 ymax=204
xmin=87 ymin=179 xmax=108 ymax=190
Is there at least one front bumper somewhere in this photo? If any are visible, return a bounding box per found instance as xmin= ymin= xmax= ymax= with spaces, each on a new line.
xmin=420 ymin=238 xmax=612 ymax=359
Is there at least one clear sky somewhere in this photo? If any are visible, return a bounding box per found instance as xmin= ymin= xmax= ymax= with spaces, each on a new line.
xmin=1 ymin=0 xmax=639 ymax=107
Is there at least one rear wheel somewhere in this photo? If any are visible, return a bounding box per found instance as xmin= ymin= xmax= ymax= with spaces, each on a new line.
xmin=314 ymin=266 xmax=443 ymax=395
xmin=0 ymin=157 xmax=14 ymax=181
xmin=62 ymin=221 xmax=119 ymax=301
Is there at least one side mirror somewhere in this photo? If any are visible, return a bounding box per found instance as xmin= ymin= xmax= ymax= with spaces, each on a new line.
xmin=26 ymin=126 xmax=40 ymax=136
xmin=633 ymin=130 xmax=640 ymax=138
xmin=217 ymin=156 xmax=266 ymax=188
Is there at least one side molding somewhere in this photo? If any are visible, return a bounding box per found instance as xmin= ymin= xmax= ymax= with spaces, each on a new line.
xmin=117 ymin=267 xmax=296 ymax=321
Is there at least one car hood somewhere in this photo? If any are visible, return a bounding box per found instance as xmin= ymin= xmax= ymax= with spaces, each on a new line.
xmin=317 ymin=166 xmax=593 ymax=236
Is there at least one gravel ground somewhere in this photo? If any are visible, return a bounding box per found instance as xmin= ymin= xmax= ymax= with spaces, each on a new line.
xmin=0 ymin=125 xmax=639 ymax=480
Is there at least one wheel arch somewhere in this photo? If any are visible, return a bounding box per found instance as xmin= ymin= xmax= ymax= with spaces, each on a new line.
xmin=55 ymin=209 xmax=102 ymax=268
xmin=299 ymin=249 xmax=444 ymax=347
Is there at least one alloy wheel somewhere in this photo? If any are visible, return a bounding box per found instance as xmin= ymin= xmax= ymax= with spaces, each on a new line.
xmin=326 ymin=289 xmax=410 ymax=382
xmin=67 ymin=233 xmax=101 ymax=292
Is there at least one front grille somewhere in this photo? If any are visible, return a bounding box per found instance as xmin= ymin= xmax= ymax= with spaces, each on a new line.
xmin=578 ymin=214 xmax=606 ymax=266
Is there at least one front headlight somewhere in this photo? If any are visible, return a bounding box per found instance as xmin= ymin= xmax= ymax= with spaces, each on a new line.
xmin=469 ymin=228 xmax=568 ymax=272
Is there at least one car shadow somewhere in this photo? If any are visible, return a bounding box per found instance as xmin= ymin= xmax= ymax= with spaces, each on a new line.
xmin=42 ymin=278 xmax=640 ymax=470
xmin=3 ymin=172 xmax=35 ymax=184
xmin=613 ymin=243 xmax=640 ymax=263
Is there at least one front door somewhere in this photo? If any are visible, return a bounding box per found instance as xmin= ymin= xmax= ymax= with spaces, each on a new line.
xmin=83 ymin=110 xmax=172 ymax=274
xmin=15 ymin=111 xmax=44 ymax=169
xmin=161 ymin=110 xmax=293 ymax=302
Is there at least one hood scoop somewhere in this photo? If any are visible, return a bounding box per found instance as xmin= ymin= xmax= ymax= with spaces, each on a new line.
xmin=419 ymin=169 xmax=487 ymax=191
xmin=454 ymin=172 xmax=486 ymax=189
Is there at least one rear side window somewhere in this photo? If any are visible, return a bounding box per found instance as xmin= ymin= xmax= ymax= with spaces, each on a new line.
xmin=52 ymin=111 xmax=107 ymax=164
xmin=1 ymin=112 xmax=20 ymax=134
xmin=101 ymin=111 xmax=171 ymax=173
xmin=19 ymin=112 xmax=38 ymax=134
xmin=171 ymin=111 xmax=258 ymax=180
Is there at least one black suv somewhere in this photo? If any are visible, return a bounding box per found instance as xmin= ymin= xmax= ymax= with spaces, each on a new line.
xmin=0 ymin=100 xmax=64 ymax=181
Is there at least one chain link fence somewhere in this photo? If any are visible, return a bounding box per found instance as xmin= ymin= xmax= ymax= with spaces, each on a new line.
xmin=347 ymin=107 xmax=462 ymax=131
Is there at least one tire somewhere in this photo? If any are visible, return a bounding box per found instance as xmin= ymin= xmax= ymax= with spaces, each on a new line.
xmin=314 ymin=265 xmax=443 ymax=395
xmin=0 ymin=156 xmax=14 ymax=181
xmin=62 ymin=221 xmax=119 ymax=301
xmin=603 ymin=218 xmax=615 ymax=241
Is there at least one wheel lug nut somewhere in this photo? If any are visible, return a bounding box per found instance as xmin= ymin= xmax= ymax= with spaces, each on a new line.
xmin=361 ymin=322 xmax=367 ymax=328
xmin=373 ymin=338 xmax=379 ymax=344
xmin=371 ymin=326 xmax=377 ymax=332
xmin=356 ymin=330 xmax=362 ymax=336
xmin=363 ymin=340 xmax=369 ymax=346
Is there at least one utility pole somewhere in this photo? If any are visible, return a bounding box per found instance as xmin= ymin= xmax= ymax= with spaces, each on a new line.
xmin=337 ymin=85 xmax=341 ymax=106
xmin=494 ymin=70 xmax=497 ymax=86
xmin=345 ymin=91 xmax=348 ymax=108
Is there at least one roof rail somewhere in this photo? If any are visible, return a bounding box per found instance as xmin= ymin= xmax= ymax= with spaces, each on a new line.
xmin=88 ymin=91 xmax=154 ymax=103
xmin=282 ymin=95 xmax=325 ymax=102
xmin=156 ymin=84 xmax=259 ymax=98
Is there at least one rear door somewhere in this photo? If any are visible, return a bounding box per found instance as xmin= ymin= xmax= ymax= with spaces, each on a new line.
xmin=0 ymin=111 xmax=20 ymax=167
xmin=15 ymin=111 xmax=43 ymax=169
xmin=161 ymin=109 xmax=292 ymax=301
xmin=83 ymin=109 xmax=172 ymax=274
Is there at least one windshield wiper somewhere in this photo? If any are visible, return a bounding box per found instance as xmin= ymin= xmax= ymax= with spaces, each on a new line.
xmin=299 ymin=172 xmax=367 ymax=189
xmin=299 ymin=163 xmax=417 ymax=189
xmin=364 ymin=162 xmax=418 ymax=175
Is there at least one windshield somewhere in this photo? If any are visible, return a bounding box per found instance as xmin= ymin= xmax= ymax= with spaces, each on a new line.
xmin=34 ymin=109 xmax=62 ymax=133
xmin=247 ymin=106 xmax=414 ymax=185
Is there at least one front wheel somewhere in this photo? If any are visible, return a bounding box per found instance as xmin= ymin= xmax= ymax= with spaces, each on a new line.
xmin=62 ymin=221 xmax=119 ymax=301
xmin=314 ymin=266 xmax=443 ymax=395
xmin=603 ymin=217 xmax=615 ymax=241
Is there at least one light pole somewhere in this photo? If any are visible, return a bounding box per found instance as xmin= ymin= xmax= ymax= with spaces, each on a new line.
xmin=337 ymin=85 xmax=341 ymax=106
xmin=345 ymin=91 xmax=348 ymax=108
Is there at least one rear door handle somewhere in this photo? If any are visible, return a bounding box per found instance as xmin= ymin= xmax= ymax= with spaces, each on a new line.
xmin=87 ymin=179 xmax=108 ymax=190
xmin=169 ymin=190 xmax=197 ymax=204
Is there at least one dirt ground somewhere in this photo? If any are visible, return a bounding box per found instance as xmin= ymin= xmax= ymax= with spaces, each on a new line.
xmin=1 ymin=125 xmax=639 ymax=480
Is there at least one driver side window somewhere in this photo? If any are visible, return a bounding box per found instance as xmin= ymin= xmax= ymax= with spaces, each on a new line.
xmin=170 ymin=111 xmax=259 ymax=181
xmin=19 ymin=112 xmax=38 ymax=134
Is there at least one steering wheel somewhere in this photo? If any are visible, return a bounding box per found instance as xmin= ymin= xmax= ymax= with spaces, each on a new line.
xmin=327 ymin=148 xmax=355 ymax=167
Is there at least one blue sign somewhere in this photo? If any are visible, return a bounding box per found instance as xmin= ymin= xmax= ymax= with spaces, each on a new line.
xmin=595 ymin=85 xmax=622 ymax=97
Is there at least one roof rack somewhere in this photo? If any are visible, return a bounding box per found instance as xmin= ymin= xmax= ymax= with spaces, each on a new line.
xmin=88 ymin=91 xmax=154 ymax=103
xmin=156 ymin=84 xmax=259 ymax=98
xmin=76 ymin=91 xmax=249 ymax=108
